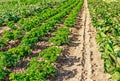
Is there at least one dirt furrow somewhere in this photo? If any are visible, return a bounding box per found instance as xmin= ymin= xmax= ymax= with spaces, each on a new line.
xmin=79 ymin=0 xmax=92 ymax=80
xmin=81 ymin=0 xmax=113 ymax=81
xmin=51 ymin=6 xmax=84 ymax=81
xmin=51 ymin=0 xmax=113 ymax=81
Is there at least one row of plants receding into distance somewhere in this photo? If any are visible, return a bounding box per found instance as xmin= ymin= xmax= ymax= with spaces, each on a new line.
xmin=0 ymin=0 xmax=67 ymax=27
xmin=0 ymin=0 xmax=83 ymax=81
xmin=0 ymin=0 xmax=73 ymax=50
xmin=88 ymin=0 xmax=120 ymax=81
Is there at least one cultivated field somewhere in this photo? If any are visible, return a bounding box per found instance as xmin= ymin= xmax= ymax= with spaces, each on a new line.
xmin=0 ymin=0 xmax=120 ymax=81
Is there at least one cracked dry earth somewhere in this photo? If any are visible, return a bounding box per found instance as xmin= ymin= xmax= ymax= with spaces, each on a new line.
xmin=52 ymin=0 xmax=113 ymax=81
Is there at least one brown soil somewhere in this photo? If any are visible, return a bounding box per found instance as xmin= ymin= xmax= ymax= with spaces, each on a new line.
xmin=9 ymin=28 xmax=56 ymax=73
xmin=3 ymin=0 xmax=115 ymax=80
xmin=51 ymin=0 xmax=114 ymax=81
xmin=0 ymin=26 xmax=10 ymax=34
xmin=9 ymin=22 xmax=66 ymax=74
xmin=6 ymin=5 xmax=74 ymax=74
xmin=0 ymin=40 xmax=20 ymax=51
xmin=10 ymin=41 xmax=52 ymax=73
xmin=0 ymin=26 xmax=21 ymax=52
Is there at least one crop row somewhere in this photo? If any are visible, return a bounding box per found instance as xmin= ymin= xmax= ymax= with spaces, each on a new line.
xmin=64 ymin=0 xmax=83 ymax=27
xmin=9 ymin=46 xmax=62 ymax=81
xmin=0 ymin=0 xmax=75 ymax=49
xmin=0 ymin=0 xmax=67 ymax=26
xmin=0 ymin=0 xmax=81 ymax=80
xmin=49 ymin=0 xmax=83 ymax=45
xmin=9 ymin=0 xmax=83 ymax=80
xmin=88 ymin=0 xmax=120 ymax=80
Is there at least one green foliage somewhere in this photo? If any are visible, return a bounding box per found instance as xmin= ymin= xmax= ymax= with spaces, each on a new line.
xmin=112 ymin=72 xmax=120 ymax=81
xmin=5 ymin=45 xmax=31 ymax=66
xmin=0 ymin=52 xmax=10 ymax=80
xmin=0 ymin=38 xmax=8 ymax=47
xmin=6 ymin=21 xmax=17 ymax=30
xmin=0 ymin=0 xmax=66 ymax=26
xmin=0 ymin=0 xmax=81 ymax=80
xmin=39 ymin=46 xmax=62 ymax=63
xmin=3 ymin=30 xmax=23 ymax=40
xmin=0 ymin=0 xmax=76 ymax=49
xmin=64 ymin=0 xmax=83 ymax=27
xmin=2 ymin=13 xmax=20 ymax=22
xmin=0 ymin=69 xmax=9 ymax=80
xmin=21 ymin=0 xmax=79 ymax=47
xmin=9 ymin=46 xmax=62 ymax=81
xmin=88 ymin=0 xmax=120 ymax=80
xmin=49 ymin=27 xmax=70 ymax=45
xmin=0 ymin=18 xmax=4 ymax=26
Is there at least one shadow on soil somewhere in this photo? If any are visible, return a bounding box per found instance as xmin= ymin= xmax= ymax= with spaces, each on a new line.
xmin=50 ymin=28 xmax=81 ymax=81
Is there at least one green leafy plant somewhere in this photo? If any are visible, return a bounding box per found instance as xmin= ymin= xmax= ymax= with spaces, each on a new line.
xmin=6 ymin=21 xmax=17 ymax=30
xmin=64 ymin=0 xmax=83 ymax=27
xmin=49 ymin=27 xmax=70 ymax=45
xmin=39 ymin=46 xmax=62 ymax=63
xmin=9 ymin=46 xmax=62 ymax=81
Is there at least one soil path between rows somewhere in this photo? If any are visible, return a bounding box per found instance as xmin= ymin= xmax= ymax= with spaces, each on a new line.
xmin=51 ymin=0 xmax=113 ymax=81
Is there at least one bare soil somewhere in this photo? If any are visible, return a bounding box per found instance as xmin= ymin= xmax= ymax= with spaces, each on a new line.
xmin=51 ymin=0 xmax=114 ymax=81
xmin=0 ymin=40 xmax=20 ymax=51
xmin=9 ymin=21 xmax=67 ymax=74
xmin=2 ymin=0 xmax=115 ymax=80
xmin=6 ymin=5 xmax=74 ymax=74
xmin=0 ymin=26 xmax=10 ymax=34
